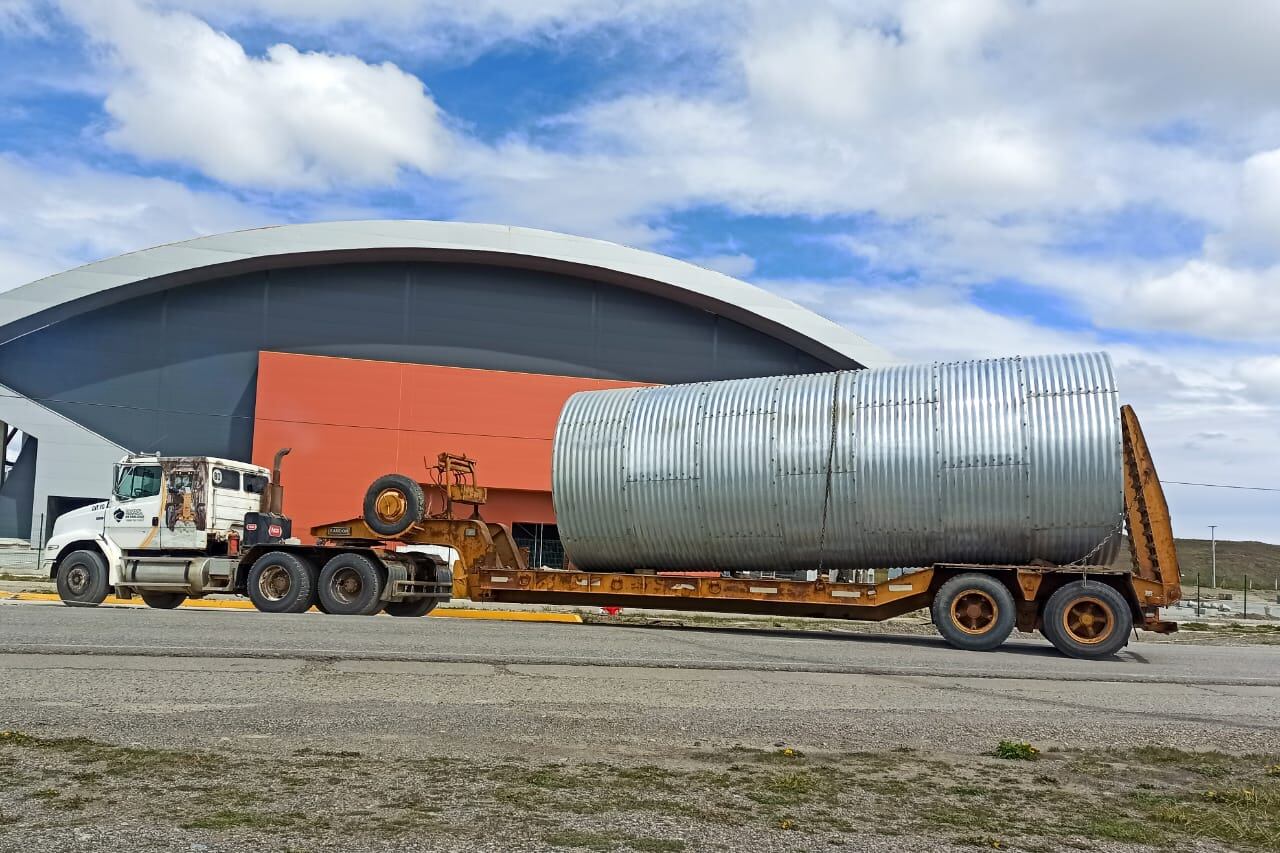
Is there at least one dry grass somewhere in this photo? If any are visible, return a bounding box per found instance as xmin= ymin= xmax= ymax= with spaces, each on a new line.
xmin=1 ymin=731 xmax=1277 ymax=851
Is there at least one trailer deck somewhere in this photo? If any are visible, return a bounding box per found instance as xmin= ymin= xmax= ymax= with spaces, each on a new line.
xmin=312 ymin=405 xmax=1182 ymax=648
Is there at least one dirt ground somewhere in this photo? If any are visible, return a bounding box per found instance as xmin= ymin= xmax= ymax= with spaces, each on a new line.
xmin=1 ymin=730 xmax=1277 ymax=853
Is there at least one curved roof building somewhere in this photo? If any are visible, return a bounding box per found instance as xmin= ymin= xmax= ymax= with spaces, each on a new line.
xmin=0 ymin=220 xmax=891 ymax=547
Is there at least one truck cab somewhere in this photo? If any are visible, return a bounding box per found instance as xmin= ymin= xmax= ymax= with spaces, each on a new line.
xmin=42 ymin=454 xmax=284 ymax=607
xmin=42 ymin=450 xmax=452 ymax=617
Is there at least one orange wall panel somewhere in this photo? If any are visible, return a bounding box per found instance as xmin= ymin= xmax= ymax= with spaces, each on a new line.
xmin=251 ymin=352 xmax=644 ymax=539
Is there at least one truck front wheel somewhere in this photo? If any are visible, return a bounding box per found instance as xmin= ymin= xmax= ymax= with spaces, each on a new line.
xmin=1041 ymin=580 xmax=1132 ymax=659
xmin=246 ymin=551 xmax=316 ymax=614
xmin=56 ymin=549 xmax=110 ymax=607
xmin=318 ymin=553 xmax=385 ymax=616
xmin=931 ymin=573 xmax=1016 ymax=652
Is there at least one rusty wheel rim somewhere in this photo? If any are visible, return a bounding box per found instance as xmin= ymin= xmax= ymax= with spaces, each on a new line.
xmin=257 ymin=565 xmax=291 ymax=602
xmin=330 ymin=568 xmax=363 ymax=604
xmin=951 ymin=589 xmax=998 ymax=635
xmin=1062 ymin=596 xmax=1114 ymax=645
xmin=374 ymin=488 xmax=408 ymax=524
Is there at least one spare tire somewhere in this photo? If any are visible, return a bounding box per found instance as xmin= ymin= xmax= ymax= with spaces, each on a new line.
xmin=362 ymin=474 xmax=425 ymax=537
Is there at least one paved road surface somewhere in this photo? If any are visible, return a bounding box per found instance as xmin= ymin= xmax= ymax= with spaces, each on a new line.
xmin=0 ymin=599 xmax=1276 ymax=683
xmin=1 ymin=600 xmax=1277 ymax=759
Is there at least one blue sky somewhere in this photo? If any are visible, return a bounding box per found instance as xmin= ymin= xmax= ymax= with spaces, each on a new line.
xmin=2 ymin=0 xmax=1280 ymax=542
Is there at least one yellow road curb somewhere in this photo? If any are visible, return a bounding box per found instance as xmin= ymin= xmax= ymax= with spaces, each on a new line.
xmin=0 ymin=591 xmax=580 ymax=623
xmin=432 ymin=608 xmax=581 ymax=623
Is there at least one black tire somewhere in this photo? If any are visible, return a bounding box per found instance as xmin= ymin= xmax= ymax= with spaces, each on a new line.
xmin=384 ymin=597 xmax=438 ymax=617
xmin=56 ymin=549 xmax=110 ymax=607
xmin=140 ymin=591 xmax=186 ymax=609
xmin=931 ymin=573 xmax=1017 ymax=652
xmin=1041 ymin=580 xmax=1132 ymax=660
xmin=362 ymin=474 xmax=425 ymax=537
xmin=318 ymin=552 xmax=385 ymax=616
xmin=314 ymin=597 xmax=330 ymax=614
xmin=245 ymin=551 xmax=316 ymax=614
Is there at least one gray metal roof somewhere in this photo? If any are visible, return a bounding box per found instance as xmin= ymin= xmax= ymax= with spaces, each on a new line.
xmin=0 ymin=220 xmax=893 ymax=369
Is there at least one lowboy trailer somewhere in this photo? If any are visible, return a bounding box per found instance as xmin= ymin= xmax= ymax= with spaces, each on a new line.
xmin=311 ymin=405 xmax=1181 ymax=660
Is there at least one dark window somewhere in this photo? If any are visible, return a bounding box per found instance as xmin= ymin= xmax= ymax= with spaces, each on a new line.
xmin=212 ymin=467 xmax=241 ymax=490
xmin=512 ymin=523 xmax=564 ymax=569
xmin=243 ymin=473 xmax=268 ymax=495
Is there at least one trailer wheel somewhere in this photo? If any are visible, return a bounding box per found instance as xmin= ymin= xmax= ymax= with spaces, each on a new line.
xmin=140 ymin=591 xmax=186 ymax=609
xmin=362 ymin=474 xmax=425 ymax=537
xmin=385 ymin=598 xmax=438 ymax=617
xmin=932 ymin=573 xmax=1016 ymax=651
xmin=318 ymin=553 xmax=385 ymax=616
xmin=246 ymin=551 xmax=316 ymax=614
xmin=1041 ymin=580 xmax=1132 ymax=659
xmin=56 ymin=549 xmax=110 ymax=607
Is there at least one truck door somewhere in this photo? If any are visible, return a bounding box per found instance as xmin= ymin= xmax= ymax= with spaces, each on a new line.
xmin=105 ymin=463 xmax=163 ymax=550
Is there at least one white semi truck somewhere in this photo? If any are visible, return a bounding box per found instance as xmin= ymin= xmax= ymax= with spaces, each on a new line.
xmin=40 ymin=449 xmax=452 ymax=616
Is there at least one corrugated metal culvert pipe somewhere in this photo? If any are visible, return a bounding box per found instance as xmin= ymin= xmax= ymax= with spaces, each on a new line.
xmin=552 ymin=352 xmax=1124 ymax=573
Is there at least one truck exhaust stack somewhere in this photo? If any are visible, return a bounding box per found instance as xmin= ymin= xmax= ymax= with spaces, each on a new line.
xmin=260 ymin=447 xmax=291 ymax=515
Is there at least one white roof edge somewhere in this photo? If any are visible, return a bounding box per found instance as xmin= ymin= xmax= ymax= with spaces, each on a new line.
xmin=0 ymin=220 xmax=895 ymax=369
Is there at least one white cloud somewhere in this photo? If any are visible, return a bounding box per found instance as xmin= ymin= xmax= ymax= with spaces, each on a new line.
xmin=152 ymin=0 xmax=706 ymax=59
xmin=60 ymin=0 xmax=454 ymax=189
xmin=1208 ymin=147 xmax=1280 ymax=265
xmin=1234 ymin=356 xmax=1280 ymax=403
xmin=0 ymin=155 xmax=270 ymax=291
xmin=0 ymin=0 xmax=46 ymax=35
xmin=1125 ymin=261 xmax=1280 ymax=341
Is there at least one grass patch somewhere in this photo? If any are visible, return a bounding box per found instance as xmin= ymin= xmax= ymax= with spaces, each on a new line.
xmin=1 ymin=729 xmax=222 ymax=778
xmin=1143 ymin=786 xmax=1280 ymax=849
xmin=992 ymin=741 xmax=1040 ymax=761
xmin=1084 ymin=816 xmax=1156 ymax=843
xmin=1127 ymin=745 xmax=1237 ymax=778
xmin=920 ymin=803 xmax=1003 ymax=833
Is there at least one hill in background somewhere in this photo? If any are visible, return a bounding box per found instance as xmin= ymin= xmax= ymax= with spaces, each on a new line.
xmin=1114 ymin=538 xmax=1280 ymax=592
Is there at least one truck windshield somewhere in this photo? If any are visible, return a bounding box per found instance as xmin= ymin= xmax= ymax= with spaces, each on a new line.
xmin=243 ymin=473 xmax=268 ymax=495
xmin=115 ymin=465 xmax=161 ymax=500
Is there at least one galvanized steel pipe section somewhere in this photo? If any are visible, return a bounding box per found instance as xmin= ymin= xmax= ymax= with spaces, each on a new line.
xmin=552 ymin=352 xmax=1123 ymax=572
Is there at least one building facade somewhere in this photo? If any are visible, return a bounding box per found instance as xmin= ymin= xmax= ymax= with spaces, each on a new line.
xmin=0 ymin=221 xmax=890 ymax=555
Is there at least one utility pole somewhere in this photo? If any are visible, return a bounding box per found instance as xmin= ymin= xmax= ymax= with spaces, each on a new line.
xmin=1209 ymin=525 xmax=1217 ymax=589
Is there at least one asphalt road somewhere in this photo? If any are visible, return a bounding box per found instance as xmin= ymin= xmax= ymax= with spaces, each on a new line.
xmin=0 ymin=598 xmax=1276 ymax=683
xmin=2 ymin=600 xmax=1278 ymax=761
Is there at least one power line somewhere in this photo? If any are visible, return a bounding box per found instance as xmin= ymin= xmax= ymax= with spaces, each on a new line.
xmin=1163 ymin=481 xmax=1280 ymax=493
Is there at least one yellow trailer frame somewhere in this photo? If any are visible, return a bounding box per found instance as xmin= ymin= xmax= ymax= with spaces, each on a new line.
xmin=313 ymin=405 xmax=1181 ymax=634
